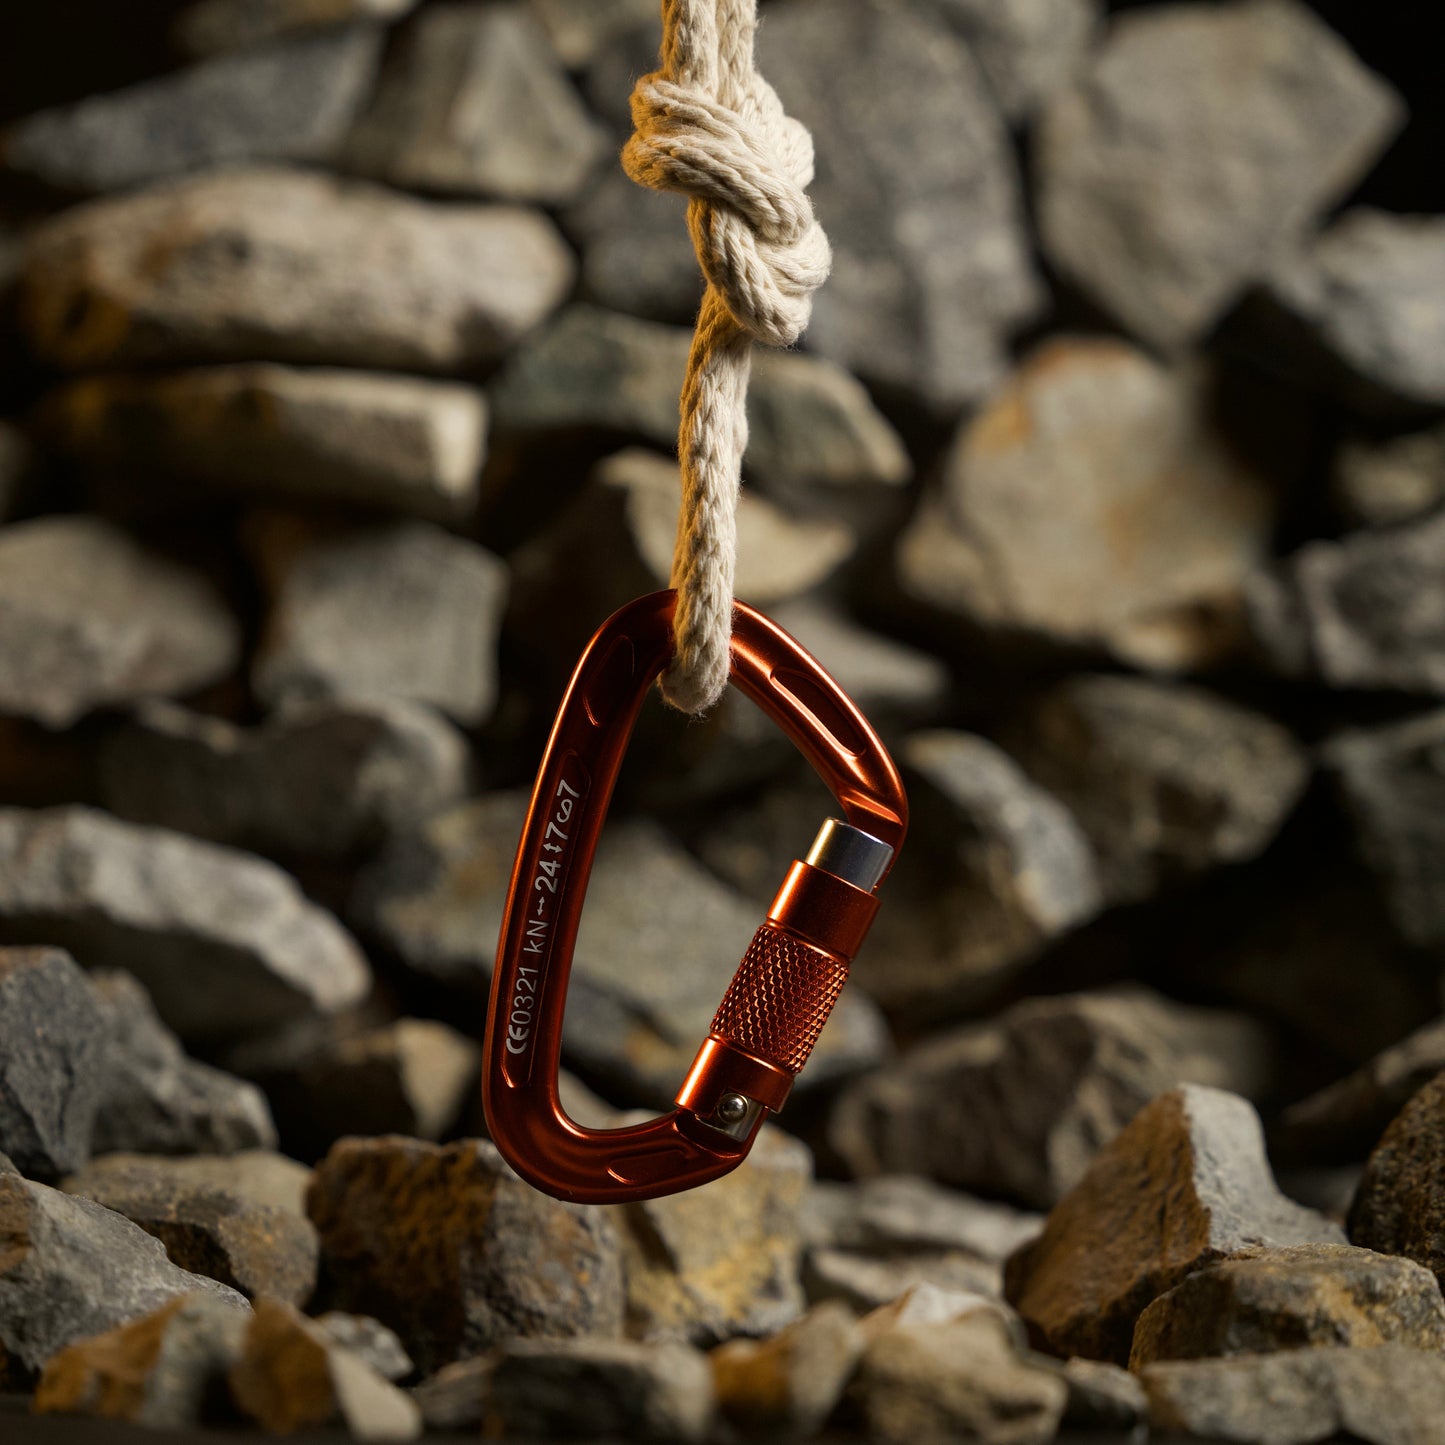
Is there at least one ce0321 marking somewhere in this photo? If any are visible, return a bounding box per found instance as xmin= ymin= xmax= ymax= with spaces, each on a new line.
xmin=505 ymin=767 xmax=586 ymax=1057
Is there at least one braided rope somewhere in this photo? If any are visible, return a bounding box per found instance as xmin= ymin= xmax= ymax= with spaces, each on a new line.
xmin=623 ymin=0 xmax=831 ymax=713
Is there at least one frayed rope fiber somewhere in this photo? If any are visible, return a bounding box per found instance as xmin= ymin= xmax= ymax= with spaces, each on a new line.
xmin=623 ymin=0 xmax=831 ymax=713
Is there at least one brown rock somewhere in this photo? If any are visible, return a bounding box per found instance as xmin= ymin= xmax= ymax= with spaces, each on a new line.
xmin=20 ymin=167 xmax=573 ymax=373
xmin=1003 ymin=1085 xmax=1345 ymax=1364
xmin=307 ymin=1136 xmax=623 ymax=1372
xmin=711 ymin=1301 xmax=861 ymax=1439
xmin=62 ymin=1162 xmax=319 ymax=1305
xmin=898 ymin=338 xmax=1278 ymax=669
xmin=229 ymin=1296 xmax=420 ymax=1438
xmin=68 ymin=1151 xmax=312 ymax=1221
xmin=1349 ymin=1073 xmax=1445 ymax=1287
xmin=1130 ymin=1243 xmax=1445 ymax=1368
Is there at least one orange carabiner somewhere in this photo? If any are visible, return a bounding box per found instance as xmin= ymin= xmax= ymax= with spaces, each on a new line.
xmin=482 ymin=591 xmax=907 ymax=1203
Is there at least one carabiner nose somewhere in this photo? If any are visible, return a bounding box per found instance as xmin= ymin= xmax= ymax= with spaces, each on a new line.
xmin=482 ymin=591 xmax=907 ymax=1204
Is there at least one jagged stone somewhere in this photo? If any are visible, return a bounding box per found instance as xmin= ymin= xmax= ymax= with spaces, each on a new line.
xmin=307 ymin=1135 xmax=623 ymax=1372
xmin=251 ymin=518 xmax=508 ymax=727
xmin=1035 ymin=0 xmax=1402 ymax=349
xmin=1008 ymin=673 xmax=1309 ymax=905
xmin=349 ymin=3 xmax=607 ymax=203
xmin=1258 ymin=210 xmax=1445 ymax=414
xmin=33 ymin=1292 xmax=250 ymax=1429
xmin=0 ymin=516 xmax=240 ymax=729
xmin=314 ymin=1313 xmax=413 ymax=1383
xmin=1284 ymin=1017 xmax=1445 ymax=1164
xmin=1248 ymin=510 xmax=1445 ymax=694
xmin=1004 ymin=1086 xmax=1345 ymax=1364
xmin=0 ymin=806 xmax=371 ymax=1043
xmin=68 ymin=1151 xmax=312 ymax=1221
xmin=1324 ymin=711 xmax=1445 ymax=949
xmin=483 ymin=1337 xmax=713 ymax=1442
xmin=859 ymin=730 xmax=1102 ymax=1017
xmin=90 ymin=970 xmax=277 ymax=1158
xmin=927 ymin=0 xmax=1100 ymax=119
xmin=0 ymin=947 xmax=109 ymax=1182
xmin=897 ymin=338 xmax=1278 ymax=668
xmin=1349 ymin=1073 xmax=1445 ymax=1287
xmin=834 ymin=989 xmax=1271 ymax=1210
xmin=20 ymin=167 xmax=574 ymax=372
xmin=804 ymin=1249 xmax=1003 ymax=1313
xmin=711 ymin=1301 xmax=860 ymax=1439
xmin=1334 ymin=424 xmax=1445 ymax=528
xmin=758 ymin=0 xmax=1041 ymax=411
xmin=46 ymin=366 xmax=488 ymax=521
xmin=0 ymin=1174 xmax=247 ymax=1379
xmin=175 ymin=0 xmax=418 ymax=56
xmin=224 ymin=1015 xmax=480 ymax=1162
xmin=610 ymin=1126 xmax=810 ymax=1345
xmin=1058 ymin=1358 xmax=1147 ymax=1434
xmin=1130 ymin=1243 xmax=1445 ymax=1367
xmin=1141 ymin=1346 xmax=1445 ymax=1445
xmin=353 ymin=794 xmax=888 ymax=1102
xmin=99 ymin=698 xmax=469 ymax=861
xmin=0 ymin=30 xmax=381 ymax=194
xmin=62 ymin=1162 xmax=318 ymax=1305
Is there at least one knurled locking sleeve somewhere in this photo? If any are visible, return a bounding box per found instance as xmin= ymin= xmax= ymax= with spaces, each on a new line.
xmin=708 ymin=923 xmax=849 ymax=1076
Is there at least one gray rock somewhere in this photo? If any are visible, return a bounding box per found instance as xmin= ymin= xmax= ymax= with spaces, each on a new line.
xmin=0 ymin=806 xmax=372 ymax=1043
xmin=89 ymin=970 xmax=278 ymax=1158
xmin=175 ymin=0 xmax=418 ymax=57
xmin=354 ymin=794 xmax=888 ymax=1103
xmin=1004 ymin=1085 xmax=1346 ymax=1364
xmin=308 ymin=1135 xmax=624 ymax=1373
xmin=1 ymin=29 xmax=382 ymax=194
xmin=804 ymin=1248 xmax=1003 ymax=1313
xmin=1141 ymin=1346 xmax=1445 ymax=1445
xmin=849 ymin=1305 xmax=1068 ymax=1445
xmin=1058 ymin=1358 xmax=1147 ymax=1434
xmin=33 ymin=1291 xmax=250 ymax=1429
xmin=411 ymin=1356 xmax=495 ymax=1432
xmin=927 ymin=0 xmax=1101 ymax=121
xmin=711 ymin=1301 xmax=861 ymax=1439
xmin=229 ymin=1296 xmax=422 ymax=1438
xmin=1008 ymin=673 xmax=1310 ymax=905
xmin=60 ymin=1160 xmax=320 ymax=1305
xmin=0 ymin=421 xmax=29 ymax=522
xmin=858 ymin=731 xmax=1102 ymax=1017
xmin=21 ymin=167 xmax=574 ymax=372
xmin=529 ymin=0 xmax=657 ymax=68
xmin=897 ymin=338 xmax=1278 ymax=669
xmin=610 ymin=1126 xmax=811 ymax=1345
xmin=833 ymin=991 xmax=1273 ymax=1210
xmin=1130 ymin=1243 xmax=1445 ymax=1367
xmin=1324 ymin=710 xmax=1445 ymax=948
xmin=563 ymin=166 xmax=701 ymax=325
xmin=1248 ymin=510 xmax=1445 ymax=694
xmin=483 ymin=1337 xmax=713 ymax=1442
xmin=68 ymin=1151 xmax=313 ymax=1221
xmin=224 ymin=1014 xmax=480 ymax=1162
xmin=1334 ymin=424 xmax=1445 ymax=529
xmin=45 ymin=366 xmax=488 ymax=521
xmin=0 ymin=1173 xmax=248 ymax=1378
xmin=1284 ymin=1016 xmax=1445 ymax=1164
xmin=314 ymin=1313 xmax=413 ymax=1383
xmin=349 ymin=3 xmax=608 ymax=203
xmin=495 ymin=305 xmax=911 ymax=496
xmin=758 ymin=0 xmax=1042 ymax=411
xmin=0 ymin=947 xmax=109 ymax=1182
xmin=251 ymin=519 xmax=508 ymax=727
xmin=99 ymin=698 xmax=469 ymax=861
xmin=1349 ymin=1072 xmax=1445 ymax=1287
xmin=1035 ymin=0 xmax=1403 ymax=350
xmin=0 ymin=516 xmax=240 ymax=729
xmin=1261 ymin=210 xmax=1445 ymax=414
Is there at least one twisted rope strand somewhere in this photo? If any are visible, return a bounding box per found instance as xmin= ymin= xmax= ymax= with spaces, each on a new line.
xmin=623 ymin=0 xmax=830 ymax=713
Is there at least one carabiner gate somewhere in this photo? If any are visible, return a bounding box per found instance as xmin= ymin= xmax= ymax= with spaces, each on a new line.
xmin=482 ymin=591 xmax=907 ymax=1204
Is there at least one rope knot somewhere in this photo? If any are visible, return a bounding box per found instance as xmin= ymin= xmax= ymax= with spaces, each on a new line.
xmin=624 ymin=71 xmax=831 ymax=348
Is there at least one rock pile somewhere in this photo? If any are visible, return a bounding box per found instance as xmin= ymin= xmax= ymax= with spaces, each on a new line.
xmin=1 ymin=0 xmax=1444 ymax=1441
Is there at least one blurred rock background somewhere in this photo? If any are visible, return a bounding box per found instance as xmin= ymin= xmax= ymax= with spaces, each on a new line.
xmin=2 ymin=0 xmax=1445 ymax=1441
